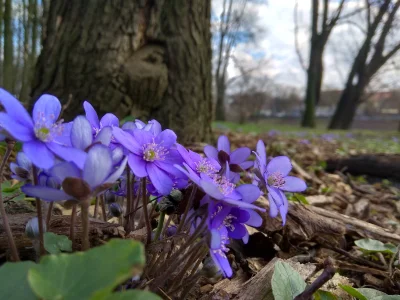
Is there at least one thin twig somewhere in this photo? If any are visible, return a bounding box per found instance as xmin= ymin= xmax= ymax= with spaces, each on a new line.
xmin=125 ymin=169 xmax=133 ymax=232
xmin=32 ymin=165 xmax=45 ymax=256
xmin=389 ymin=244 xmax=400 ymax=279
xmin=81 ymin=201 xmax=90 ymax=250
xmin=93 ymin=196 xmax=99 ymax=219
xmin=177 ymin=185 xmax=197 ymax=233
xmin=294 ymin=257 xmax=336 ymax=300
xmin=0 ymin=140 xmax=20 ymax=261
xmin=70 ymin=204 xmax=77 ymax=242
xmin=100 ymin=194 xmax=107 ymax=222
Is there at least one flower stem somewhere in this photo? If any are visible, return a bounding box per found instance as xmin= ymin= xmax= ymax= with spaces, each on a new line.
xmin=177 ymin=185 xmax=197 ymax=233
xmin=100 ymin=194 xmax=107 ymax=222
xmin=46 ymin=202 xmax=53 ymax=229
xmin=32 ymin=165 xmax=45 ymax=256
xmin=154 ymin=211 xmax=165 ymax=242
xmin=93 ymin=196 xmax=99 ymax=219
xmin=0 ymin=140 xmax=19 ymax=261
xmin=141 ymin=178 xmax=152 ymax=245
xmin=124 ymin=169 xmax=133 ymax=232
xmin=81 ymin=201 xmax=90 ymax=250
xmin=70 ymin=204 xmax=77 ymax=242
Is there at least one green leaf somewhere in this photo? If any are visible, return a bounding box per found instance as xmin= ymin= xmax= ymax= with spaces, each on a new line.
xmin=355 ymin=238 xmax=397 ymax=254
xmin=28 ymin=239 xmax=145 ymax=300
xmin=339 ymin=284 xmax=367 ymax=300
xmin=2 ymin=180 xmax=25 ymax=201
xmin=44 ymin=232 xmax=72 ymax=254
xmin=272 ymin=261 xmax=307 ymax=300
xmin=0 ymin=261 xmax=37 ymax=300
xmin=356 ymin=288 xmax=387 ymax=298
xmin=295 ymin=194 xmax=309 ymax=204
xmin=314 ymin=290 xmax=338 ymax=300
xmin=94 ymin=290 xmax=162 ymax=300
xmin=372 ymin=296 xmax=400 ymax=300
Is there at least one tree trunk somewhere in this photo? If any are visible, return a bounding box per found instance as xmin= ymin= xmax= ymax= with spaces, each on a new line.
xmin=30 ymin=0 xmax=212 ymax=144
xmin=20 ymin=0 xmax=31 ymax=102
xmin=215 ymin=75 xmax=226 ymax=121
xmin=328 ymin=85 xmax=360 ymax=129
xmin=3 ymin=0 xmax=13 ymax=92
xmin=0 ymin=0 xmax=3 ymax=86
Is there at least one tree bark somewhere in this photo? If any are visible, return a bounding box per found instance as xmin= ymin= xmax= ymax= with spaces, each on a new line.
xmin=3 ymin=0 xmax=13 ymax=92
xmin=215 ymin=75 xmax=226 ymax=121
xmin=0 ymin=0 xmax=3 ymax=86
xmin=30 ymin=0 xmax=212 ymax=144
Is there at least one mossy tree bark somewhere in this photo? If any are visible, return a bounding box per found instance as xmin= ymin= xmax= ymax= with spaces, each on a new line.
xmin=30 ymin=0 xmax=212 ymax=143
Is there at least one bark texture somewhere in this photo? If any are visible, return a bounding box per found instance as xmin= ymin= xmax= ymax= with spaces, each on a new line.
xmin=30 ymin=0 xmax=212 ymax=143
xmin=3 ymin=0 xmax=13 ymax=91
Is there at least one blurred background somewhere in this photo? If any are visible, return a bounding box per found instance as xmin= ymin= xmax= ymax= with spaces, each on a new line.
xmin=0 ymin=0 xmax=400 ymax=141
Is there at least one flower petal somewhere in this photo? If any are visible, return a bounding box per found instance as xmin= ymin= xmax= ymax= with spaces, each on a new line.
xmin=155 ymin=161 xmax=185 ymax=178
xmin=200 ymin=179 xmax=224 ymax=200
xmin=50 ymin=162 xmax=81 ymax=183
xmin=105 ymin=156 xmax=128 ymax=184
xmin=267 ymin=186 xmax=283 ymax=206
xmin=21 ymin=185 xmax=70 ymax=202
xmin=83 ymin=101 xmax=100 ymax=129
xmin=0 ymin=112 xmax=34 ymax=142
xmin=132 ymin=129 xmax=153 ymax=146
xmin=155 ymin=129 xmax=177 ymax=148
xmin=23 ymin=140 xmax=55 ymax=169
xmin=71 ymin=116 xmax=93 ymax=150
xmin=266 ymin=156 xmax=292 ymax=177
xmin=111 ymin=146 xmax=124 ymax=165
xmin=94 ymin=126 xmax=112 ymax=146
xmin=149 ymin=120 xmax=162 ymax=135
xmin=239 ymin=161 xmax=253 ymax=170
xmin=281 ymin=176 xmax=307 ymax=192
xmin=100 ymin=113 xmax=119 ymax=127
xmin=204 ymin=145 xmax=218 ymax=160
xmin=268 ymin=193 xmax=279 ymax=218
xmin=121 ymin=121 xmax=136 ymax=132
xmin=243 ymin=209 xmax=263 ymax=227
xmin=112 ymin=127 xmax=141 ymax=154
xmin=228 ymin=223 xmax=247 ymax=239
xmin=256 ymin=140 xmax=267 ymax=166
xmin=32 ymin=94 xmax=62 ymax=124
xmin=217 ymin=135 xmax=230 ymax=154
xmin=222 ymin=198 xmax=265 ymax=211
xmin=47 ymin=143 xmax=87 ymax=170
xmin=83 ymin=144 xmax=112 ymax=188
xmin=230 ymin=147 xmax=250 ymax=164
xmin=235 ymin=184 xmax=260 ymax=203
xmin=128 ymin=154 xmax=147 ymax=178
xmin=16 ymin=152 xmax=32 ymax=170
xmin=0 ymin=88 xmax=33 ymax=127
xmin=146 ymin=163 xmax=173 ymax=195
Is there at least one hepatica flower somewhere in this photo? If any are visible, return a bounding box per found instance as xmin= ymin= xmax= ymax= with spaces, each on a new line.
xmin=204 ymin=135 xmax=253 ymax=177
xmin=10 ymin=152 xmax=32 ymax=182
xmin=22 ymin=144 xmax=127 ymax=202
xmin=113 ymin=125 xmax=183 ymax=196
xmin=0 ymin=88 xmax=86 ymax=169
xmin=210 ymin=226 xmax=232 ymax=278
xmin=254 ymin=140 xmax=306 ymax=224
xmin=83 ymin=101 xmax=119 ymax=139
xmin=177 ymin=144 xmax=220 ymax=176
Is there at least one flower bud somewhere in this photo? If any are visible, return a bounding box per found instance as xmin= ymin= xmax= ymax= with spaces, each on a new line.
xmin=25 ymin=217 xmax=47 ymax=240
xmin=104 ymin=190 xmax=116 ymax=204
xmin=109 ymin=202 xmax=123 ymax=217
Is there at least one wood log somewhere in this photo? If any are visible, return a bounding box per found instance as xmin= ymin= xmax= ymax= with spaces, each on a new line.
xmin=0 ymin=213 xmax=122 ymax=260
xmin=326 ymin=154 xmax=400 ymax=180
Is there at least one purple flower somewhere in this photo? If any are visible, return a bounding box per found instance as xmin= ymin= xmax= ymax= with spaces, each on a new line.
xmin=38 ymin=170 xmax=61 ymax=189
xmin=113 ymin=124 xmax=183 ymax=196
xmin=177 ymin=144 xmax=220 ymax=176
xmin=204 ymin=135 xmax=253 ymax=177
xmin=208 ymin=198 xmax=262 ymax=244
xmin=254 ymin=140 xmax=306 ymax=224
xmin=0 ymin=89 xmax=86 ymax=169
xmin=22 ymin=144 xmax=127 ymax=202
xmin=299 ymin=139 xmax=310 ymax=145
xmin=10 ymin=152 xmax=32 ymax=182
xmin=209 ymin=227 xmax=232 ymax=278
xmin=176 ymin=162 xmax=264 ymax=212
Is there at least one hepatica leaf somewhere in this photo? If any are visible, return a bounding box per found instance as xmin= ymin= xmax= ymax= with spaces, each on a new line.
xmin=272 ymin=261 xmax=306 ymax=300
xmin=28 ymin=239 xmax=145 ymax=300
xmin=94 ymin=290 xmax=162 ymax=300
xmin=0 ymin=261 xmax=37 ymax=300
xmin=44 ymin=232 xmax=72 ymax=254
xmin=355 ymin=238 xmax=397 ymax=254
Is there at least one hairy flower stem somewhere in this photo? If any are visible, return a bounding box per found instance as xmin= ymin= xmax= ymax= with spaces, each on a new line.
xmin=46 ymin=202 xmax=53 ymax=229
xmin=141 ymin=178 xmax=152 ymax=244
xmin=81 ymin=201 xmax=90 ymax=250
xmin=100 ymin=195 xmax=107 ymax=222
xmin=70 ymin=204 xmax=77 ymax=242
xmin=124 ymin=169 xmax=133 ymax=232
xmin=93 ymin=196 xmax=99 ymax=219
xmin=0 ymin=140 xmax=20 ymax=261
xmin=153 ymin=211 xmax=165 ymax=242
xmin=32 ymin=165 xmax=45 ymax=256
xmin=177 ymin=185 xmax=197 ymax=233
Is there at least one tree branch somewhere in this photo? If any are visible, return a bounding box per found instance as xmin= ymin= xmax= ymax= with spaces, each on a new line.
xmin=294 ymin=0 xmax=307 ymax=71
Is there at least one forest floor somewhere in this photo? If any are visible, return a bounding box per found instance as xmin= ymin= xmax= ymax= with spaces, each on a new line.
xmin=186 ymin=122 xmax=400 ymax=299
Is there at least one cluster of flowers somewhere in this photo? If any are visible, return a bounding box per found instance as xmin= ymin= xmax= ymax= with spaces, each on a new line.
xmin=0 ymin=88 xmax=306 ymax=278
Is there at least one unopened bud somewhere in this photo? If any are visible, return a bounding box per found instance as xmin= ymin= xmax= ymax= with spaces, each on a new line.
xmin=109 ymin=202 xmax=123 ymax=217
xmin=25 ymin=217 xmax=47 ymax=240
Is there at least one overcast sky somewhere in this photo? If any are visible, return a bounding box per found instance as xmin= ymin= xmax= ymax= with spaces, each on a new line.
xmin=212 ymin=0 xmax=400 ymax=93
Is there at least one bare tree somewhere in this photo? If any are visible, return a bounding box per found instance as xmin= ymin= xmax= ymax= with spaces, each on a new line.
xmin=3 ymin=0 xmax=13 ymax=91
xmin=299 ymin=0 xmax=347 ymax=127
xmin=213 ymin=0 xmax=265 ymax=121
xmin=329 ymin=0 xmax=400 ymax=129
